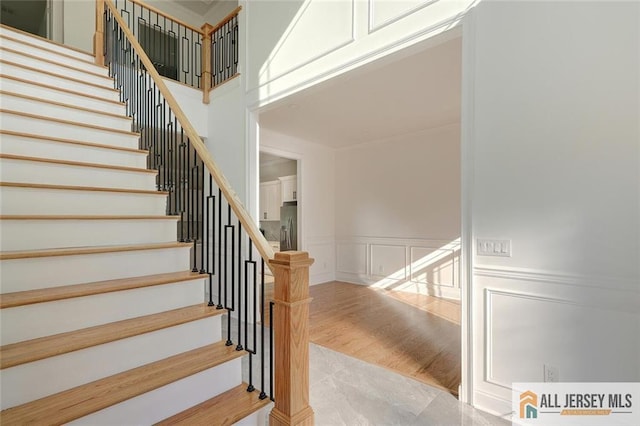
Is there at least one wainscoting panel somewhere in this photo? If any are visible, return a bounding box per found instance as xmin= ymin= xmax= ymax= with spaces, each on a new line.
xmin=336 ymin=236 xmax=461 ymax=299
xmin=368 ymin=0 xmax=437 ymax=33
xmin=256 ymin=0 xmax=355 ymax=86
xmin=410 ymin=246 xmax=458 ymax=287
xmin=473 ymin=268 xmax=640 ymax=418
xmin=370 ymin=244 xmax=406 ymax=278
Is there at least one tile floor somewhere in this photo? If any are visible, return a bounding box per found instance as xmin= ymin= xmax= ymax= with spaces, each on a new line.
xmin=234 ymin=317 xmax=511 ymax=426
xmin=307 ymin=343 xmax=510 ymax=426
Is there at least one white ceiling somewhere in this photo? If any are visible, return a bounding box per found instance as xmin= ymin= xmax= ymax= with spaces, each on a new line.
xmin=259 ymin=34 xmax=462 ymax=149
xmin=170 ymin=0 xmax=228 ymax=16
xmin=260 ymin=152 xmax=294 ymax=167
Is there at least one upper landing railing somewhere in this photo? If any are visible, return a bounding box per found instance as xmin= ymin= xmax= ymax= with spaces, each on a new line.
xmin=96 ymin=0 xmax=239 ymax=103
xmin=95 ymin=0 xmax=314 ymax=424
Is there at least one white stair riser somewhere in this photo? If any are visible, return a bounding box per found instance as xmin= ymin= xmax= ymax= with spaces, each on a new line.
xmin=69 ymin=358 xmax=242 ymax=425
xmin=0 ymin=50 xmax=113 ymax=88
xmin=0 ymin=78 xmax=125 ymax=115
xmin=0 ymin=316 xmax=220 ymax=409
xmin=0 ymin=37 xmax=108 ymax=76
xmin=0 ymin=246 xmax=192 ymax=292
xmin=0 ymin=158 xmax=156 ymax=190
xmin=0 ymin=218 xmax=178 ymax=251
xmin=0 ymin=27 xmax=94 ymax=62
xmin=0 ymin=279 xmax=206 ymax=345
xmin=0 ymin=134 xmax=147 ymax=168
xmin=0 ymin=186 xmax=167 ymax=216
xmin=0 ymin=62 xmax=119 ymax=101
xmin=0 ymin=94 xmax=132 ymax=131
xmin=0 ymin=113 xmax=138 ymax=149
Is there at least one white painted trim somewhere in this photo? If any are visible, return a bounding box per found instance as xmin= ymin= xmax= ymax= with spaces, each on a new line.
xmin=459 ymin=8 xmax=477 ymax=406
xmin=335 ymin=272 xmax=461 ymax=300
xmin=483 ymin=288 xmax=579 ymax=391
xmin=248 ymin=17 xmax=464 ymax=109
xmin=368 ymin=0 xmax=439 ymax=34
xmin=255 ymin=0 xmax=357 ymax=90
xmin=473 ymin=389 xmax=513 ymax=421
xmin=335 ymin=236 xmax=461 ymax=300
xmin=474 ymin=265 xmax=637 ymax=294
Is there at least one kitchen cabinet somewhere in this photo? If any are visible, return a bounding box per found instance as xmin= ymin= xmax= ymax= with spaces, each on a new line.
xmin=279 ymin=175 xmax=297 ymax=203
xmin=259 ymin=181 xmax=280 ymax=221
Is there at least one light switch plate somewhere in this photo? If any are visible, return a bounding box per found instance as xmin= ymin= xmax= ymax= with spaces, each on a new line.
xmin=477 ymin=239 xmax=511 ymax=257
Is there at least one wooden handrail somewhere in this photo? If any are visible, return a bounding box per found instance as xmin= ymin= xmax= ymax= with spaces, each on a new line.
xmin=114 ymin=0 xmax=204 ymax=35
xmin=102 ymin=0 xmax=275 ymax=268
xmin=206 ymin=6 xmax=242 ymax=36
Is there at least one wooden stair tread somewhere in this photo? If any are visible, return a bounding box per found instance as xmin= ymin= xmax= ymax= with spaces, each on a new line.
xmin=0 ymin=59 xmax=117 ymax=92
xmin=0 ymin=90 xmax=132 ymax=120
xmin=0 ymin=341 xmax=244 ymax=424
xmin=0 ymin=130 xmax=147 ymax=154
xmin=156 ymin=383 xmax=272 ymax=426
xmin=0 ymin=181 xmax=168 ymax=195
xmin=0 ymin=271 xmax=205 ymax=309
xmin=0 ymin=303 xmax=223 ymax=369
xmin=0 ymin=74 xmax=125 ymax=106
xmin=0 ymin=33 xmax=106 ymax=67
xmin=0 ymin=153 xmax=155 ymax=174
xmin=0 ymin=23 xmax=94 ymax=57
xmin=0 ymin=241 xmax=192 ymax=260
xmin=0 ymin=109 xmax=139 ymax=136
xmin=0 ymin=46 xmax=112 ymax=80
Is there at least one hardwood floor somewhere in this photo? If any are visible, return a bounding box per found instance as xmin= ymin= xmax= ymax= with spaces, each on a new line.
xmin=308 ymin=281 xmax=461 ymax=395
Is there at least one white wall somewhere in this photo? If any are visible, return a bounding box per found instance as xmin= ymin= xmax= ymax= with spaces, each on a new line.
xmin=465 ymin=0 xmax=640 ymax=416
xmin=63 ymin=0 xmax=94 ymax=52
xmin=260 ymin=128 xmax=336 ymax=285
xmin=164 ymin=78 xmax=208 ymax=136
xmin=145 ymin=0 xmax=207 ymax=28
xmin=243 ymin=0 xmax=474 ymax=108
xmin=335 ymin=124 xmax=461 ymax=298
xmin=207 ymin=77 xmax=247 ymax=201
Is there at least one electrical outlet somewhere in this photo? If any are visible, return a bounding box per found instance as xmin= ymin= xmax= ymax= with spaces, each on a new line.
xmin=544 ymin=364 xmax=559 ymax=382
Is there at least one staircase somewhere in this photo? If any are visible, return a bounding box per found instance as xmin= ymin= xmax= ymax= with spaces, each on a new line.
xmin=0 ymin=25 xmax=271 ymax=425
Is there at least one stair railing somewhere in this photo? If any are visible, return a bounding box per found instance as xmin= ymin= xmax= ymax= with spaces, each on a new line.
xmin=98 ymin=0 xmax=314 ymax=424
xmin=201 ymin=6 xmax=241 ymax=103
xmin=94 ymin=0 xmax=241 ymax=104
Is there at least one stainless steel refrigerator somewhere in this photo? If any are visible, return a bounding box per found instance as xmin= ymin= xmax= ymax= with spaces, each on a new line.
xmin=279 ymin=202 xmax=297 ymax=251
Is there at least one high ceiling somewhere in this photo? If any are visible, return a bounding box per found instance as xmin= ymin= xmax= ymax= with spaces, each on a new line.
xmin=171 ymin=0 xmax=230 ymax=16
xmin=258 ymin=33 xmax=462 ymax=149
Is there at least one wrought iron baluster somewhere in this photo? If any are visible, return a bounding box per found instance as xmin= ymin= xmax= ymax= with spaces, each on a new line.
xmin=236 ymin=221 xmax=243 ymax=352
xmin=259 ymin=258 xmax=267 ymax=400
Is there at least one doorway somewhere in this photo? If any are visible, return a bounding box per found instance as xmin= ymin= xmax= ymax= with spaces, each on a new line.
xmin=258 ymin=152 xmax=300 ymax=257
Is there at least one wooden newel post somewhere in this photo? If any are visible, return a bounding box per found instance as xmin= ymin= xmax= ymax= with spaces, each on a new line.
xmin=200 ymin=23 xmax=213 ymax=104
xmin=269 ymin=251 xmax=315 ymax=426
xmin=94 ymin=0 xmax=105 ymax=66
